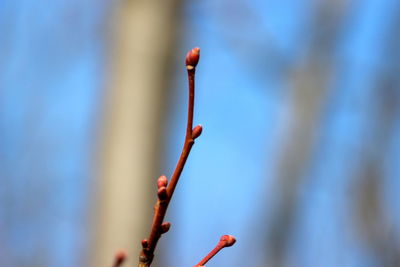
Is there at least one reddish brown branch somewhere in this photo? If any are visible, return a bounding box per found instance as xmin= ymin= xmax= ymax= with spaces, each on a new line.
xmin=138 ymin=47 xmax=202 ymax=267
xmin=193 ymin=235 xmax=236 ymax=267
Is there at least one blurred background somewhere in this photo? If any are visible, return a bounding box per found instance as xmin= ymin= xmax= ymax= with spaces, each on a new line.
xmin=1 ymin=0 xmax=400 ymax=266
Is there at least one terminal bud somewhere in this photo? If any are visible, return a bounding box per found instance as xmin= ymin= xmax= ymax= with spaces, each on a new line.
xmin=186 ymin=47 xmax=200 ymax=69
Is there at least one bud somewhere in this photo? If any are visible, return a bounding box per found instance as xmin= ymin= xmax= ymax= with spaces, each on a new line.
xmin=192 ymin=125 xmax=203 ymax=139
xmin=220 ymin=235 xmax=236 ymax=247
xmin=157 ymin=187 xmax=168 ymax=200
xmin=161 ymin=222 xmax=171 ymax=233
xmin=185 ymin=47 xmax=200 ymax=69
xmin=141 ymin=239 xmax=149 ymax=249
xmin=114 ymin=250 xmax=127 ymax=266
xmin=157 ymin=175 xmax=168 ymax=188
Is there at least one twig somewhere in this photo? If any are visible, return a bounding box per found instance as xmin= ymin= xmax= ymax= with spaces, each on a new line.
xmin=138 ymin=47 xmax=202 ymax=267
xmin=193 ymin=235 xmax=236 ymax=267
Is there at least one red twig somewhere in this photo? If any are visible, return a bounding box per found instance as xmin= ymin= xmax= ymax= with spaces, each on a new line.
xmin=138 ymin=47 xmax=202 ymax=267
xmin=193 ymin=235 xmax=236 ymax=267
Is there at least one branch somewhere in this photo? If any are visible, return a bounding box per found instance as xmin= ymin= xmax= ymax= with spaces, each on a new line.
xmin=138 ymin=47 xmax=202 ymax=267
xmin=193 ymin=235 xmax=236 ymax=267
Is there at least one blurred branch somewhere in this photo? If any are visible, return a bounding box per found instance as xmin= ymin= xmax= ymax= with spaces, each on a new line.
xmin=261 ymin=1 xmax=353 ymax=266
xmin=354 ymin=8 xmax=400 ymax=266
xmin=111 ymin=251 xmax=127 ymax=267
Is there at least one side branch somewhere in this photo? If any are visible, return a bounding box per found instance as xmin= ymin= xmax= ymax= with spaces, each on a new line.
xmin=193 ymin=235 xmax=236 ymax=267
xmin=138 ymin=47 xmax=202 ymax=267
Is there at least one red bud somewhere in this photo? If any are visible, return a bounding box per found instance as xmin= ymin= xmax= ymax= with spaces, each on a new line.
xmin=161 ymin=222 xmax=171 ymax=233
xmin=185 ymin=47 xmax=200 ymax=69
xmin=192 ymin=125 xmax=203 ymax=139
xmin=157 ymin=175 xmax=168 ymax=188
xmin=141 ymin=239 xmax=148 ymax=249
xmin=113 ymin=250 xmax=127 ymax=267
xmin=220 ymin=235 xmax=236 ymax=247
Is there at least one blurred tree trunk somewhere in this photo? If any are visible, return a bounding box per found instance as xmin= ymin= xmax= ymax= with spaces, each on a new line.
xmin=88 ymin=1 xmax=183 ymax=266
xmin=263 ymin=1 xmax=350 ymax=266
xmin=354 ymin=9 xmax=400 ymax=267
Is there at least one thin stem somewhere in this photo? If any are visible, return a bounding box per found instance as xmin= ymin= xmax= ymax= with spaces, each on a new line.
xmin=186 ymin=68 xmax=195 ymax=137
xmin=138 ymin=48 xmax=201 ymax=267
xmin=166 ymin=67 xmax=195 ymax=198
xmin=193 ymin=235 xmax=236 ymax=267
